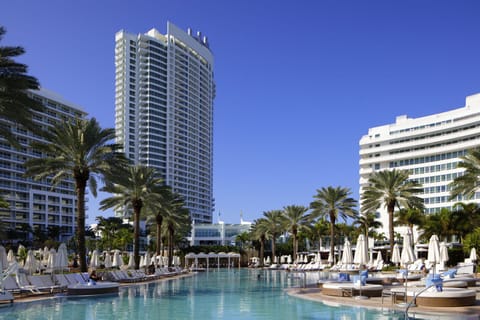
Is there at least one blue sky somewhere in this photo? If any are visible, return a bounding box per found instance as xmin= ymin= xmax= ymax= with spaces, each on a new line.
xmin=2 ymin=1 xmax=480 ymax=225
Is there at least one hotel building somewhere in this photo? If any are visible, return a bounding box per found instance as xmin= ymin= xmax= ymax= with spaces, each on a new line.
xmin=359 ymin=93 xmax=480 ymax=240
xmin=0 ymin=88 xmax=86 ymax=241
xmin=114 ymin=22 xmax=215 ymax=223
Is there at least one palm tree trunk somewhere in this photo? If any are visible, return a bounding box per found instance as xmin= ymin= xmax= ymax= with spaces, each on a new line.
xmin=156 ymin=215 xmax=163 ymax=256
xmin=330 ymin=215 xmax=336 ymax=265
xmin=76 ymin=179 xmax=87 ymax=273
xmin=293 ymin=230 xmax=298 ymax=263
xmin=259 ymin=236 xmax=265 ymax=267
xmin=133 ymin=205 xmax=141 ymax=269
xmin=168 ymin=227 xmax=174 ymax=267
xmin=271 ymin=234 xmax=276 ymax=261
xmin=388 ymin=202 xmax=395 ymax=262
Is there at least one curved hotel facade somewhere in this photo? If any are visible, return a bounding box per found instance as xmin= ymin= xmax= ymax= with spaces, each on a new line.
xmin=360 ymin=93 xmax=480 ymax=240
xmin=115 ymin=22 xmax=215 ymax=223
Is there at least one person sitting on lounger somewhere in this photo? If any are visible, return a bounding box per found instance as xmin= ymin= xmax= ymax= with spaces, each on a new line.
xmin=89 ymin=270 xmax=99 ymax=281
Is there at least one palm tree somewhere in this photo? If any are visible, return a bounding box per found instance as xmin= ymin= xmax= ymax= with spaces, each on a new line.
xmin=250 ymin=218 xmax=269 ymax=267
xmin=96 ymin=216 xmax=125 ymax=250
xmin=144 ymin=185 xmax=181 ymax=256
xmin=452 ymin=202 xmax=480 ymax=242
xmin=100 ymin=165 xmax=164 ymax=269
xmin=0 ymin=26 xmax=45 ymax=147
xmin=421 ymin=208 xmax=455 ymax=242
xmin=450 ymin=148 xmax=480 ymax=200
xmin=24 ymin=117 xmax=126 ymax=272
xmin=361 ymin=169 xmax=424 ymax=261
xmin=309 ymin=219 xmax=330 ymax=253
xmin=235 ymin=232 xmax=250 ymax=249
xmin=263 ymin=210 xmax=284 ymax=260
xmin=162 ymin=198 xmax=190 ymax=266
xmin=394 ymin=207 xmax=425 ymax=242
xmin=310 ymin=186 xmax=358 ymax=265
xmin=282 ymin=205 xmax=310 ymax=262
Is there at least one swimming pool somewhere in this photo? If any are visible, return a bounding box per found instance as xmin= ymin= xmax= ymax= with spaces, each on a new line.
xmin=0 ymin=269 xmax=474 ymax=319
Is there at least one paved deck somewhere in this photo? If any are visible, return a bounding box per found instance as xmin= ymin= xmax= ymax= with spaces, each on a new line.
xmin=286 ymin=284 xmax=480 ymax=318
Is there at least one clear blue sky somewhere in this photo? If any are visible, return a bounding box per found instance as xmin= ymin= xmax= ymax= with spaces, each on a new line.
xmin=2 ymin=1 xmax=480 ymax=225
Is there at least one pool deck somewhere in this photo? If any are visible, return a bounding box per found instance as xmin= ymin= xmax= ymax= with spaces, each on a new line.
xmin=286 ymin=284 xmax=480 ymax=317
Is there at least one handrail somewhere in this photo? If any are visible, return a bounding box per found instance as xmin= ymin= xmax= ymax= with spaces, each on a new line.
xmin=404 ymin=284 xmax=436 ymax=318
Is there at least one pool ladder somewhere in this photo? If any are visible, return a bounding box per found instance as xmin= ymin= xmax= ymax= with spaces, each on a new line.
xmin=404 ymin=284 xmax=436 ymax=319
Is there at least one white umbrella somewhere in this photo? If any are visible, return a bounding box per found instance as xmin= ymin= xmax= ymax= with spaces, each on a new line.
xmin=0 ymin=246 xmax=8 ymax=271
xmin=469 ymin=247 xmax=477 ymax=262
xmin=23 ymin=250 xmax=38 ymax=275
xmin=341 ymin=238 xmax=353 ymax=265
xmin=7 ymin=249 xmax=15 ymax=264
xmin=127 ymin=252 xmax=135 ymax=269
xmin=90 ymin=249 xmax=100 ymax=269
xmin=391 ymin=244 xmax=401 ymax=265
xmin=265 ymin=256 xmax=271 ymax=265
xmin=287 ymin=255 xmax=292 ymax=264
xmin=41 ymin=246 xmax=50 ymax=265
xmin=375 ymin=251 xmax=383 ymax=265
xmin=47 ymin=248 xmax=56 ymax=270
xmin=303 ymin=255 xmax=308 ymax=263
xmin=427 ymin=235 xmax=440 ymax=275
xmin=273 ymin=256 xmax=278 ymax=264
xmin=104 ymin=252 xmax=113 ymax=269
xmin=56 ymin=244 xmax=68 ymax=271
xmin=112 ymin=250 xmax=123 ymax=269
xmin=439 ymin=242 xmax=449 ymax=270
xmin=400 ymin=234 xmax=416 ymax=267
xmin=327 ymin=251 xmax=334 ymax=265
xmin=353 ymin=234 xmax=368 ymax=266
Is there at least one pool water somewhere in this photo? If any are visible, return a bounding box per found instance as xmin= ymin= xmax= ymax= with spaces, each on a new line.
xmin=0 ymin=269 xmax=473 ymax=319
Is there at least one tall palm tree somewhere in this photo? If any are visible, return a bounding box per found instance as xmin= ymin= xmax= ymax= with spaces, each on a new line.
xmin=162 ymin=197 xmax=190 ymax=266
xmin=100 ymin=165 xmax=164 ymax=269
xmin=263 ymin=210 xmax=284 ymax=260
xmin=361 ymin=169 xmax=424 ymax=261
xmin=250 ymin=218 xmax=269 ymax=267
xmin=450 ymin=148 xmax=480 ymax=200
xmin=310 ymin=186 xmax=358 ymax=265
xmin=24 ymin=117 xmax=126 ymax=272
xmin=95 ymin=216 xmax=125 ymax=250
xmin=282 ymin=205 xmax=310 ymax=262
xmin=0 ymin=26 xmax=45 ymax=147
xmin=144 ymin=185 xmax=181 ymax=256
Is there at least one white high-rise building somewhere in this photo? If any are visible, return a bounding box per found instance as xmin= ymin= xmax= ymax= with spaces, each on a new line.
xmin=115 ymin=22 xmax=215 ymax=223
xmin=0 ymin=88 xmax=86 ymax=241
xmin=359 ymin=93 xmax=480 ymax=240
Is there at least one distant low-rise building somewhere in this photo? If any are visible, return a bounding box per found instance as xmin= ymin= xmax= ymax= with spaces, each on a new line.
xmin=189 ymin=218 xmax=252 ymax=246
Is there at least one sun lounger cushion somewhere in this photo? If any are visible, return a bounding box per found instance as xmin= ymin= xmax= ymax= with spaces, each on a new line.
xmin=426 ymin=274 xmax=443 ymax=291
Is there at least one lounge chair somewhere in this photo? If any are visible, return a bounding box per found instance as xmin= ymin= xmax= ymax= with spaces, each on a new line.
xmin=28 ymin=275 xmax=65 ymax=293
xmin=15 ymin=272 xmax=43 ymax=295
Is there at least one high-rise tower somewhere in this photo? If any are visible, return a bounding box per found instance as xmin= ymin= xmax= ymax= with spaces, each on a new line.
xmin=115 ymin=22 xmax=215 ymax=223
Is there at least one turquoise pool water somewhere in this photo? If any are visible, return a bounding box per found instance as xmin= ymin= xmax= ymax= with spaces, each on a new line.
xmin=0 ymin=269 xmax=474 ymax=319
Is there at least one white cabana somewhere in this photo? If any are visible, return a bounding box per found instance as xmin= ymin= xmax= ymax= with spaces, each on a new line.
xmin=184 ymin=252 xmax=241 ymax=269
xmin=341 ymin=238 xmax=353 ymax=265
xmin=391 ymin=244 xmax=401 ymax=266
xmin=353 ymin=234 xmax=368 ymax=266
xmin=427 ymin=234 xmax=440 ymax=275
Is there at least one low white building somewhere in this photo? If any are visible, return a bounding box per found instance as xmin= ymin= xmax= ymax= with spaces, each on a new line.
xmin=359 ymin=92 xmax=480 ymax=242
xmin=188 ymin=218 xmax=252 ymax=246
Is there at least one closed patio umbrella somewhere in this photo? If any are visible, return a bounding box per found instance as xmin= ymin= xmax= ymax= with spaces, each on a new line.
xmin=47 ymin=248 xmax=56 ymax=271
xmin=400 ymin=233 xmax=416 ymax=268
xmin=90 ymin=250 xmax=100 ymax=269
xmin=391 ymin=244 xmax=401 ymax=266
xmin=23 ymin=250 xmax=38 ymax=275
xmin=353 ymin=234 xmax=368 ymax=266
xmin=7 ymin=249 xmax=16 ymax=264
xmin=0 ymin=246 xmax=8 ymax=272
xmin=427 ymin=235 xmax=440 ymax=275
xmin=341 ymin=238 xmax=353 ymax=265
xmin=104 ymin=252 xmax=113 ymax=269
xmin=112 ymin=250 xmax=123 ymax=269
xmin=56 ymin=243 xmax=68 ymax=271
xmin=470 ymin=247 xmax=477 ymax=262
xmin=439 ymin=242 xmax=449 ymax=270
xmin=127 ymin=252 xmax=135 ymax=269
